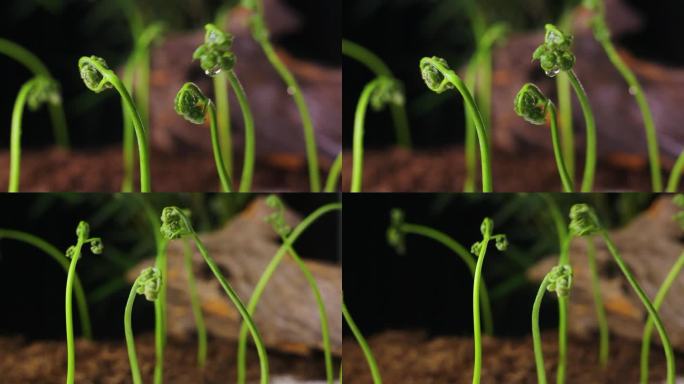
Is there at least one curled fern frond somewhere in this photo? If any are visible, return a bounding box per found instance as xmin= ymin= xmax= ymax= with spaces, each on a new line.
xmin=174 ymin=82 xmax=209 ymax=124
xmin=370 ymin=77 xmax=405 ymax=111
xmin=88 ymin=238 xmax=104 ymax=255
xmin=514 ymin=83 xmax=549 ymax=125
xmin=264 ymin=195 xmax=291 ymax=237
xmin=471 ymin=218 xmax=507 ymax=255
xmin=420 ymin=56 xmax=454 ymax=94
xmin=192 ymin=24 xmax=236 ymax=76
xmin=135 ymin=267 xmax=162 ymax=301
xmin=569 ymin=203 xmax=601 ymax=236
xmin=386 ymin=208 xmax=406 ymax=255
xmin=532 ymin=24 xmax=576 ymax=77
xmin=546 ymin=265 xmax=573 ymax=298
xmin=27 ymin=76 xmax=61 ymax=111
xmin=78 ymin=56 xmax=113 ymax=93
xmin=160 ymin=206 xmax=194 ymax=240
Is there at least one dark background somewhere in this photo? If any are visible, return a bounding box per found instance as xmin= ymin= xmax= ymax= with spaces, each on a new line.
xmin=342 ymin=193 xmax=656 ymax=338
xmin=0 ymin=193 xmax=340 ymax=340
xmin=0 ymin=0 xmax=340 ymax=148
xmin=342 ymin=0 xmax=684 ymax=149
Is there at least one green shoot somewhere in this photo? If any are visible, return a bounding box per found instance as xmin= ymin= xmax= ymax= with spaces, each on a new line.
xmin=212 ymin=7 xmax=234 ymax=179
xmin=342 ymin=39 xmax=411 ymax=147
xmin=386 ymin=209 xmax=494 ymax=335
xmin=514 ymin=83 xmax=573 ymax=191
xmin=182 ymin=237 xmax=207 ymax=368
xmin=78 ymin=55 xmax=152 ymax=192
xmin=667 ymin=151 xmax=684 ymax=192
xmin=192 ymin=24 xmax=255 ymax=192
xmin=324 ymin=152 xmax=342 ymax=192
xmin=556 ymin=8 xmax=575 ymax=185
xmin=533 ymin=24 xmax=597 ymax=192
xmin=420 ymin=56 xmax=492 ymax=192
xmin=65 ymin=221 xmax=103 ymax=384
xmin=236 ymin=198 xmax=342 ymax=384
xmin=532 ymin=265 xmax=573 ymax=384
xmin=470 ymin=218 xmax=507 ymax=384
xmin=570 ymin=204 xmax=676 ymax=384
xmin=9 ymin=76 xmax=61 ymax=192
xmin=0 ymin=38 xmax=69 ymax=148
xmin=586 ymin=239 xmax=609 ymax=367
xmin=160 ymin=206 xmax=270 ymax=384
xmin=174 ymin=82 xmax=233 ymax=192
xmin=351 ymin=76 xmax=405 ymax=192
xmin=242 ymin=0 xmax=321 ymax=191
xmin=342 ymin=301 xmax=382 ymax=384
xmin=125 ymin=267 xmax=162 ymax=384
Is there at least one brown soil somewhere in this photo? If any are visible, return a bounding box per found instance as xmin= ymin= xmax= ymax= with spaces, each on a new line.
xmin=0 ymin=334 xmax=330 ymax=383
xmin=342 ymin=330 xmax=684 ymax=383
xmin=0 ymin=146 xmax=321 ymax=192
xmin=342 ymin=145 xmax=678 ymax=192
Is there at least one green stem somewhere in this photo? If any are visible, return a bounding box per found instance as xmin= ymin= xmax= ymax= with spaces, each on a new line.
xmin=640 ymin=251 xmax=684 ymax=384
xmin=586 ymin=238 xmax=609 ymax=367
xmin=464 ymin=58 xmax=478 ymax=193
xmin=213 ymin=71 xmax=233 ymax=178
xmin=9 ymin=80 xmax=35 ymax=192
xmin=124 ymin=281 xmax=143 ymax=384
xmin=556 ymin=72 xmax=575 ymax=185
xmin=548 ymin=104 xmax=574 ymax=191
xmin=532 ymin=275 xmax=552 ymax=384
xmin=596 ymin=34 xmax=662 ymax=191
xmin=121 ymin=61 xmax=135 ymax=192
xmin=472 ymin=231 xmax=491 ymax=384
xmin=341 ymin=39 xmax=411 ymax=147
xmin=666 ymin=150 xmax=684 ymax=192
xmin=557 ymin=236 xmax=572 ymax=384
xmin=351 ymin=79 xmax=382 ymax=192
xmin=192 ymin=232 xmax=270 ymax=384
xmin=477 ymin=49 xmax=492 ymax=129
xmin=258 ymin=36 xmax=320 ymax=191
xmin=567 ymin=70 xmax=597 ymax=192
xmin=207 ymin=101 xmax=233 ymax=192
xmin=0 ymin=230 xmax=91 ymax=339
xmin=399 ymin=223 xmax=494 ymax=335
xmin=183 ymin=238 xmax=207 ymax=368
xmin=342 ymin=301 xmax=382 ymax=384
xmin=137 ymin=49 xmax=151 ymax=132
xmin=0 ymin=38 xmax=69 ymax=148
xmin=65 ymin=236 xmax=85 ymax=384
xmin=226 ymin=71 xmax=255 ymax=192
xmin=236 ymin=202 xmax=341 ymax=384
xmin=600 ymin=230 xmax=676 ymax=384
xmin=324 ymin=152 xmax=342 ymax=192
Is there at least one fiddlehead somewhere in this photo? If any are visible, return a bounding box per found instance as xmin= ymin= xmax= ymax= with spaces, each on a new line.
xmin=514 ymin=83 xmax=549 ymax=125
xmin=673 ymin=194 xmax=684 ymax=228
xmin=174 ymin=82 xmax=209 ymax=124
xmin=264 ymin=195 xmax=291 ymax=237
xmin=26 ymin=76 xmax=61 ymax=111
xmin=471 ymin=218 xmax=508 ymax=255
xmin=160 ymin=206 xmax=194 ymax=240
xmin=569 ymin=203 xmax=601 ymax=236
xmin=546 ymin=265 xmax=573 ymax=298
xmin=532 ymin=24 xmax=576 ymax=77
xmin=370 ymin=77 xmax=405 ymax=112
xmin=135 ymin=267 xmax=163 ymax=301
xmin=193 ymin=24 xmax=236 ymax=76
xmin=420 ymin=56 xmax=454 ymax=94
xmin=78 ymin=56 xmax=114 ymax=93
xmin=386 ymin=208 xmax=406 ymax=255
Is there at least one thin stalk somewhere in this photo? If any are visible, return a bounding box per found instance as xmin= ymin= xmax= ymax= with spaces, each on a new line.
xmin=65 ymin=236 xmax=85 ymax=384
xmin=213 ymin=71 xmax=233 ymax=177
xmin=137 ymin=49 xmax=151 ymax=132
xmin=342 ymin=301 xmax=382 ymax=384
xmin=548 ymin=104 xmax=573 ymax=192
xmin=351 ymin=79 xmax=381 ymax=192
xmin=477 ymin=49 xmax=492 ymax=129
xmin=666 ymin=151 xmax=684 ymax=192
xmin=0 ymin=230 xmax=91 ymax=338
xmin=236 ymin=203 xmax=341 ymax=384
xmin=472 ymin=231 xmax=491 ymax=384
xmin=207 ymin=101 xmax=233 ymax=192
xmin=399 ymin=223 xmax=494 ymax=335
xmin=124 ymin=281 xmax=143 ymax=384
xmin=8 ymin=80 xmax=35 ymax=192
xmin=324 ymin=152 xmax=342 ymax=192
xmin=226 ymin=71 xmax=255 ymax=192
xmin=586 ymin=238 xmax=609 ymax=367
xmin=532 ymin=275 xmax=552 ymax=384
xmin=464 ymin=58 xmax=478 ymax=192
xmin=183 ymin=238 xmax=207 ymax=368
xmin=640 ymin=252 xmax=684 ymax=384
xmin=556 ymin=72 xmax=575 ymax=185
xmin=557 ymin=236 xmax=572 ymax=384
xmin=567 ymin=70 xmax=597 ymax=192
xmin=600 ymin=230 xmax=676 ymax=384
xmin=153 ymin=240 xmax=168 ymax=384
xmin=121 ymin=61 xmax=135 ymax=192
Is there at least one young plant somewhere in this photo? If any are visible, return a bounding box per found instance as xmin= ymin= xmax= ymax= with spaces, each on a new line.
xmin=351 ymin=76 xmax=405 ymax=192
xmin=532 ymin=265 xmax=573 ymax=384
xmin=8 ymin=76 xmax=61 ymax=192
xmin=569 ymin=204 xmax=677 ymax=384
xmin=0 ymin=38 xmax=69 ymax=148
xmin=342 ymin=300 xmax=382 ymax=384
xmin=241 ymin=0 xmax=321 ymax=192
xmin=182 ymin=237 xmax=207 ymax=368
xmin=78 ymin=55 xmax=152 ymax=192
xmin=64 ymin=221 xmax=103 ymax=384
xmin=213 ymin=8 xmax=234 ymax=179
xmin=584 ymin=0 xmax=662 ymax=191
xmin=555 ymin=4 xmax=576 ymax=186
xmin=324 ymin=152 xmax=342 ymax=192
xmin=125 ymin=267 xmax=162 ymax=384
xmin=386 ymin=209 xmax=494 ymax=335
xmin=174 ymin=82 xmax=234 ymax=192
xmin=533 ymin=24 xmax=597 ymax=192
xmin=514 ymin=83 xmax=573 ymax=191
xmin=470 ymin=218 xmax=507 ymax=384
xmin=420 ymin=56 xmax=493 ymax=192
xmin=342 ymin=39 xmax=411 ymax=147
xmin=160 ymin=206 xmax=269 ymax=384
xmin=192 ymin=24 xmax=255 ymax=192
xmin=236 ymin=197 xmax=341 ymax=384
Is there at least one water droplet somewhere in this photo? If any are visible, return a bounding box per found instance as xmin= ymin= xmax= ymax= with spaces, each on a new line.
xmin=628 ymin=86 xmax=637 ymax=95
xmin=205 ymin=66 xmax=222 ymax=76
xmin=545 ymin=67 xmax=560 ymax=77
xmin=287 ymin=86 xmax=296 ymax=96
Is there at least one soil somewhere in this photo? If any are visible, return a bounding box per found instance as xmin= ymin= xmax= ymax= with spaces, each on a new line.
xmin=0 ymin=333 xmax=331 ymax=383
xmin=0 ymin=146 xmax=322 ymax=192
xmin=342 ymin=330 xmax=684 ymax=384
xmin=341 ymin=145 xmax=679 ymax=192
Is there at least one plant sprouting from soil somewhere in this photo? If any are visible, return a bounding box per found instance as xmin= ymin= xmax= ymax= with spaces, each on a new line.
xmin=160 ymin=206 xmax=270 ymax=384
xmin=533 ymin=24 xmax=597 ymax=192
xmin=236 ymin=196 xmax=341 ymax=384
xmin=514 ymin=83 xmax=573 ymax=191
xmin=8 ymin=76 xmax=61 ymax=192
xmin=351 ymin=76 xmax=405 ymax=192
xmin=78 ymin=55 xmax=152 ymax=192
xmin=342 ymin=300 xmax=383 ymax=383
xmin=342 ymin=39 xmax=411 ymax=147
xmin=125 ymin=267 xmax=162 ymax=384
xmin=386 ymin=208 xmax=494 ymax=335
xmin=569 ymin=203 xmax=677 ymax=384
xmin=420 ymin=56 xmax=492 ymax=192
xmin=470 ymin=218 xmax=507 ymax=384
xmin=64 ymin=221 xmax=103 ymax=384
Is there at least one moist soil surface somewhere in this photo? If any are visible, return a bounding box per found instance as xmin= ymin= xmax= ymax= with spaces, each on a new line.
xmin=342 ymin=145 xmax=677 ymax=192
xmin=0 ymin=334 xmax=330 ymax=383
xmin=342 ymin=330 xmax=684 ymax=383
xmin=0 ymin=146 xmax=319 ymax=192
